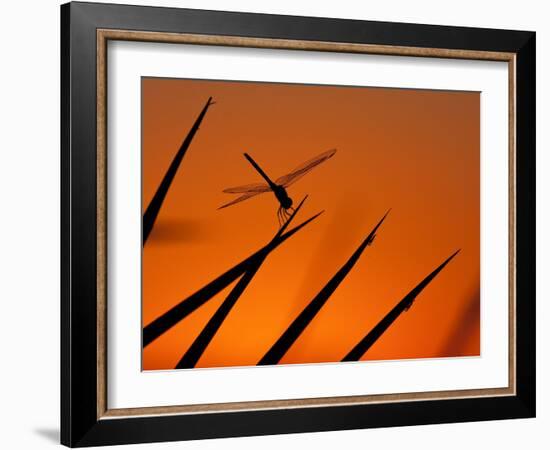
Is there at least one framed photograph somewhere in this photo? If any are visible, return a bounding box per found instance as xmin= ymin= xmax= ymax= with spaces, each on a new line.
xmin=61 ymin=2 xmax=535 ymax=447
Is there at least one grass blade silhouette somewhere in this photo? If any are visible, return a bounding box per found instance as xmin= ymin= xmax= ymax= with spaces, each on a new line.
xmin=143 ymin=97 xmax=214 ymax=246
xmin=258 ymin=209 xmax=391 ymax=366
xmin=176 ymin=197 xmax=309 ymax=368
xmin=342 ymin=249 xmax=460 ymax=362
xmin=143 ymin=200 xmax=321 ymax=348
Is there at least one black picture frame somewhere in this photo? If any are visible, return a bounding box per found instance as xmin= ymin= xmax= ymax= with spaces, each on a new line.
xmin=61 ymin=1 xmax=535 ymax=447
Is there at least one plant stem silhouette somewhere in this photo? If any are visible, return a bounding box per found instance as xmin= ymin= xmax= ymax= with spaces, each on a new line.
xmin=176 ymin=197 xmax=310 ymax=368
xmin=258 ymin=209 xmax=390 ymax=366
xmin=143 ymin=199 xmax=322 ymax=348
xmin=143 ymin=97 xmax=214 ymax=246
xmin=342 ymin=249 xmax=460 ymax=362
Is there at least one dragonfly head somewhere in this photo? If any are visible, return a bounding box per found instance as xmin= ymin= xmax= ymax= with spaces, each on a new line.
xmin=281 ymin=196 xmax=293 ymax=210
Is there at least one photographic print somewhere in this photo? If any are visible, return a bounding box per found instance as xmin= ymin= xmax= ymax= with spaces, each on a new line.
xmin=141 ymin=78 xmax=480 ymax=371
xmin=62 ymin=5 xmax=535 ymax=445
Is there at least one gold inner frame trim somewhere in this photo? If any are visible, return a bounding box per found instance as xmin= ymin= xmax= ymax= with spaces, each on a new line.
xmin=96 ymin=28 xmax=517 ymax=420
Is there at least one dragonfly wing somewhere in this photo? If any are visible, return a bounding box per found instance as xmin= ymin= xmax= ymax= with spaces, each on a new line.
xmin=275 ymin=148 xmax=337 ymax=187
xmin=218 ymin=191 xmax=266 ymax=209
xmin=222 ymin=182 xmax=271 ymax=194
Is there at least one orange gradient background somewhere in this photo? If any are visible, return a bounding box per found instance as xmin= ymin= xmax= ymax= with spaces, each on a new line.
xmin=142 ymin=77 xmax=480 ymax=371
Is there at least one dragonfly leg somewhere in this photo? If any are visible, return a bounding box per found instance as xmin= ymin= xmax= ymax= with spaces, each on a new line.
xmin=276 ymin=207 xmax=282 ymax=227
xmin=280 ymin=207 xmax=289 ymax=225
xmin=284 ymin=208 xmax=291 ymax=220
xmin=279 ymin=208 xmax=287 ymax=225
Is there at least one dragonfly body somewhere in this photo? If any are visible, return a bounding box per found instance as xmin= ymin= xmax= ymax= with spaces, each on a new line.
xmin=243 ymin=152 xmax=293 ymax=212
xmin=272 ymin=185 xmax=293 ymax=210
xmin=220 ymin=148 xmax=336 ymax=225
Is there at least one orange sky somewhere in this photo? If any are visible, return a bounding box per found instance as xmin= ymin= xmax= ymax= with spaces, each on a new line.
xmin=141 ymin=77 xmax=480 ymax=371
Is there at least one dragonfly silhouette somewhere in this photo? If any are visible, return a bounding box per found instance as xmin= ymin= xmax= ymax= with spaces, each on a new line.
xmin=219 ymin=149 xmax=337 ymax=225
